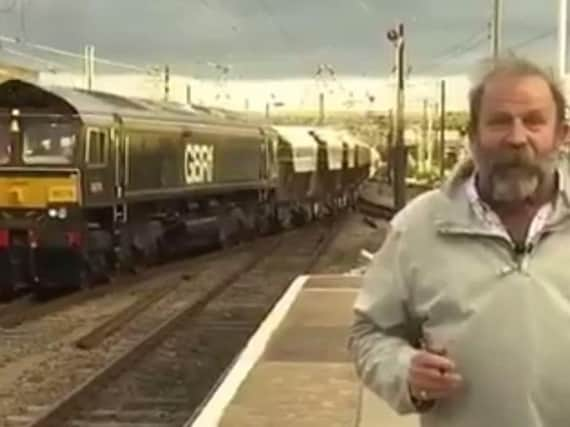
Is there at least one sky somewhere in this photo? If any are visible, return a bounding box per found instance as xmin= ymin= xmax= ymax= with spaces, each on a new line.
xmin=0 ymin=0 xmax=564 ymax=78
xmin=0 ymin=1 xmax=566 ymax=112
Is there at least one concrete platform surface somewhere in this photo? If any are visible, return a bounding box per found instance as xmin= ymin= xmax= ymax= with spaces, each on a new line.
xmin=189 ymin=274 xmax=420 ymax=427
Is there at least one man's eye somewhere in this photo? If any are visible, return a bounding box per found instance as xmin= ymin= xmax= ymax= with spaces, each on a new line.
xmin=487 ymin=116 xmax=510 ymax=126
xmin=524 ymin=115 xmax=546 ymax=126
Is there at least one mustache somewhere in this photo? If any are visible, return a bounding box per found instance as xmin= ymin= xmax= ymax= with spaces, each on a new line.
xmin=494 ymin=148 xmax=535 ymax=165
xmin=471 ymin=141 xmax=561 ymax=179
xmin=488 ymin=147 xmax=555 ymax=172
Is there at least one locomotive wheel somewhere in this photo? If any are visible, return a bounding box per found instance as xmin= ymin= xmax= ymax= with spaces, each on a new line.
xmin=218 ymin=226 xmax=238 ymax=249
xmin=324 ymin=201 xmax=335 ymax=217
xmin=56 ymin=256 xmax=89 ymax=294
xmin=254 ymin=209 xmax=272 ymax=236
xmin=335 ymin=196 xmax=341 ymax=210
xmin=300 ymin=203 xmax=313 ymax=223
xmin=116 ymin=236 xmax=138 ymax=275
xmin=68 ymin=251 xmax=110 ymax=292
xmin=132 ymin=244 xmax=158 ymax=269
xmin=125 ymin=236 xmax=157 ymax=271
xmin=218 ymin=213 xmax=240 ymax=249
xmin=313 ymin=202 xmax=324 ymax=220
xmin=268 ymin=206 xmax=281 ymax=233
xmin=291 ymin=206 xmax=308 ymax=226
xmin=348 ymin=191 xmax=358 ymax=209
xmin=87 ymin=251 xmax=111 ymax=285
xmin=276 ymin=205 xmax=294 ymax=230
xmin=236 ymin=206 xmax=256 ymax=242
xmin=76 ymin=266 xmax=91 ymax=291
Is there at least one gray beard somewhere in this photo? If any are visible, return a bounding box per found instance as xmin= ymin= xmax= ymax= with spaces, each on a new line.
xmin=470 ymin=144 xmax=560 ymax=205
xmin=489 ymin=168 xmax=540 ymax=203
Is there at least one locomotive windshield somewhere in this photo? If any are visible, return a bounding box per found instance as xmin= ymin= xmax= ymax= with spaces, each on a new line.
xmin=22 ymin=120 xmax=77 ymax=165
xmin=0 ymin=118 xmax=10 ymax=165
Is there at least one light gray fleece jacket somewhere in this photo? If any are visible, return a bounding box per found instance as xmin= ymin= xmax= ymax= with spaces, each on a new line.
xmin=350 ymin=157 xmax=570 ymax=427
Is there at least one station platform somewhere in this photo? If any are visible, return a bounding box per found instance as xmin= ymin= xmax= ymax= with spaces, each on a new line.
xmin=188 ymin=274 xmax=420 ymax=427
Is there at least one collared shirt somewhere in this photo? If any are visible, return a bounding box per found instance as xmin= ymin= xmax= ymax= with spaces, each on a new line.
xmin=464 ymin=170 xmax=565 ymax=247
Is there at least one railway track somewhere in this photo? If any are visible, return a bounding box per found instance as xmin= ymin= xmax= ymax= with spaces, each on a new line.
xmin=357 ymin=195 xmax=396 ymax=219
xmin=356 ymin=179 xmax=434 ymax=220
xmin=22 ymin=217 xmax=343 ymax=427
xmin=0 ymin=225 xmax=324 ymax=426
xmin=0 ymin=232 xmax=270 ymax=330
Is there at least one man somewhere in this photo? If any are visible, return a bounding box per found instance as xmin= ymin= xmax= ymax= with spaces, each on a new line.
xmin=349 ymin=56 xmax=570 ymax=426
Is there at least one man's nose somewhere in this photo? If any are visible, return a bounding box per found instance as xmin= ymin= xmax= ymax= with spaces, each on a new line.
xmin=505 ymin=119 xmax=528 ymax=146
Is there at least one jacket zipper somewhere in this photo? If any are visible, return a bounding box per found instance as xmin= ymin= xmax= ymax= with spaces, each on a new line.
xmin=438 ymin=226 xmax=529 ymax=275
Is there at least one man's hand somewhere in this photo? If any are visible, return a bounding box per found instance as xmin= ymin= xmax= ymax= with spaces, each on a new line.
xmin=408 ymin=349 xmax=463 ymax=401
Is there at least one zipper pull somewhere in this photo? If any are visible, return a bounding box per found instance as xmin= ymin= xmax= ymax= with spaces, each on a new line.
xmin=499 ymin=265 xmax=515 ymax=276
xmin=512 ymin=242 xmax=533 ymax=273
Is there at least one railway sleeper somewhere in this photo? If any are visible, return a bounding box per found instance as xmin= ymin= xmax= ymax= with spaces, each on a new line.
xmin=74 ymin=408 xmax=183 ymax=424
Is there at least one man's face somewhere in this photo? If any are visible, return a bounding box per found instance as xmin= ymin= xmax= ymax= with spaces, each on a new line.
xmin=470 ymin=74 xmax=567 ymax=203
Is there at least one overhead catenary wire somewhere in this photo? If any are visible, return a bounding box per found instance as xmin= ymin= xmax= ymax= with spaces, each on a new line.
xmin=253 ymin=0 xmax=326 ymax=79
xmin=413 ymin=21 xmax=557 ymax=76
xmin=412 ymin=26 xmax=490 ymax=75
xmin=0 ymin=45 xmax=70 ymax=72
xmin=3 ymin=2 xmax=554 ymax=110
xmin=0 ymin=34 xmax=160 ymax=75
xmin=169 ymin=0 xmax=243 ymax=87
xmin=507 ymin=29 xmax=556 ymax=52
xmin=410 ymin=28 xmax=557 ymax=82
xmin=431 ymin=25 xmax=490 ymax=62
xmin=380 ymin=26 xmax=490 ymax=111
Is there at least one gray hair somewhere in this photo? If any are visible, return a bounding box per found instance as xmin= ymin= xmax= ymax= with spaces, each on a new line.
xmin=468 ymin=56 xmax=567 ymax=134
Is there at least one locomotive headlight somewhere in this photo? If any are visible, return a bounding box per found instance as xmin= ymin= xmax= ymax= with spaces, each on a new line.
xmin=47 ymin=207 xmax=68 ymax=219
xmin=10 ymin=109 xmax=20 ymax=132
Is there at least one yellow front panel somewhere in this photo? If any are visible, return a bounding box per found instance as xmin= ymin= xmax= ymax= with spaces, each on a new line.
xmin=0 ymin=175 xmax=80 ymax=208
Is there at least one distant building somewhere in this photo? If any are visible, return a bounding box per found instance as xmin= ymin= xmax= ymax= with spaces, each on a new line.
xmin=0 ymin=62 xmax=38 ymax=83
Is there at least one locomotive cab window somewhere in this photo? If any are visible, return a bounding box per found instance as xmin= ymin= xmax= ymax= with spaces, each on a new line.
xmin=87 ymin=129 xmax=108 ymax=166
xmin=0 ymin=117 xmax=10 ymax=164
xmin=23 ymin=119 xmax=77 ymax=165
